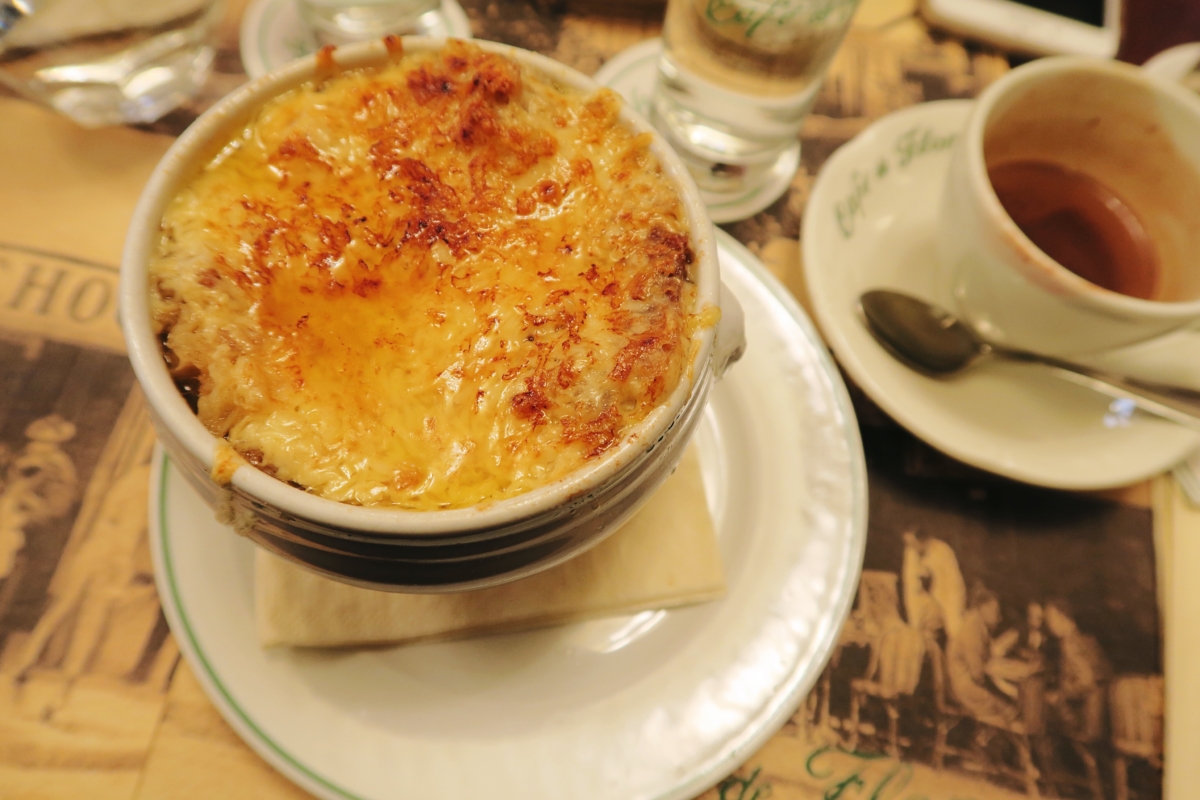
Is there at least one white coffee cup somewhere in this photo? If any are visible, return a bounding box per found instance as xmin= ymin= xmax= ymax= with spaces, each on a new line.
xmin=939 ymin=56 xmax=1200 ymax=356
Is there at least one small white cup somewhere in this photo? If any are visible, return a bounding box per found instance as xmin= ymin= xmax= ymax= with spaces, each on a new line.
xmin=939 ymin=56 xmax=1200 ymax=356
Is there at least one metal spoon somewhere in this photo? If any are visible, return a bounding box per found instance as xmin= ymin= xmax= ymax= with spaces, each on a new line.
xmin=858 ymin=289 xmax=1200 ymax=431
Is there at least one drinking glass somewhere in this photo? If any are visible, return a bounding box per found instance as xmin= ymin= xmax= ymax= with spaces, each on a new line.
xmin=654 ymin=0 xmax=859 ymax=207
xmin=0 ymin=0 xmax=223 ymax=128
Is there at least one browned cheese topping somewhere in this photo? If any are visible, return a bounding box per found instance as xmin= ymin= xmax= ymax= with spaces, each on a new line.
xmin=149 ymin=40 xmax=704 ymax=510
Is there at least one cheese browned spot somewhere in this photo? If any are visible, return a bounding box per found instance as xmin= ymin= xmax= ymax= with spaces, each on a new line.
xmin=149 ymin=40 xmax=702 ymax=510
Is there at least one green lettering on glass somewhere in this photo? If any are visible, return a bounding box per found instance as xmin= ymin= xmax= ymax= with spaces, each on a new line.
xmin=704 ymin=0 xmax=853 ymax=39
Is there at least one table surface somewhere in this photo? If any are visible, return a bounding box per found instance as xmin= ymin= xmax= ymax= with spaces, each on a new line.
xmin=0 ymin=0 xmax=1199 ymax=798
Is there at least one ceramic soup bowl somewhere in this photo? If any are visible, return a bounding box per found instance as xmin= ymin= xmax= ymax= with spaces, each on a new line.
xmin=121 ymin=37 xmax=744 ymax=592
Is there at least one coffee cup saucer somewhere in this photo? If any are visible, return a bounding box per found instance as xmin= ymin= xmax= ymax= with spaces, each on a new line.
xmin=803 ymin=99 xmax=1200 ymax=490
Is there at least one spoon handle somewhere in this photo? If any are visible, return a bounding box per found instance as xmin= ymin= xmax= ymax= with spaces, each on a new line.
xmin=997 ymin=348 xmax=1200 ymax=431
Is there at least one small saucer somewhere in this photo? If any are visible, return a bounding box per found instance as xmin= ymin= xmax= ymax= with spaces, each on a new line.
xmin=239 ymin=0 xmax=473 ymax=80
xmin=803 ymin=100 xmax=1200 ymax=489
xmin=593 ymin=38 xmax=797 ymax=224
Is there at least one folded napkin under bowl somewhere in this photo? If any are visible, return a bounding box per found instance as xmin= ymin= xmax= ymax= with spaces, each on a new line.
xmin=258 ymin=448 xmax=725 ymax=648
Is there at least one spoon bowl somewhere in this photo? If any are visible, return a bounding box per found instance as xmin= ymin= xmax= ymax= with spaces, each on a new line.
xmin=858 ymin=290 xmax=987 ymax=375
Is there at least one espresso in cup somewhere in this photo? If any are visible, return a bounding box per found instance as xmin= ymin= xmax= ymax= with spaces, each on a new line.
xmin=939 ymin=57 xmax=1200 ymax=356
xmin=987 ymin=160 xmax=1158 ymax=300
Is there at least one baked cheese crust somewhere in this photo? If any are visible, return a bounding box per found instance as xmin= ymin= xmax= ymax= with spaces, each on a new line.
xmin=150 ymin=40 xmax=702 ymax=510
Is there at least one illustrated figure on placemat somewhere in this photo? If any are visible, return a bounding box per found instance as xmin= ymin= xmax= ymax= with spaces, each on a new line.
xmin=902 ymin=527 xmax=966 ymax=640
xmin=1031 ymin=596 xmax=1110 ymax=798
xmin=1044 ymin=597 xmax=1110 ymax=743
xmin=947 ymin=585 xmax=1018 ymax=727
xmin=844 ymin=571 xmax=926 ymax=757
xmin=12 ymin=463 xmax=152 ymax=683
xmin=0 ymin=415 xmax=78 ymax=589
xmin=1021 ymin=602 xmax=1047 ymax=660
xmin=1015 ymin=602 xmax=1050 ymax=732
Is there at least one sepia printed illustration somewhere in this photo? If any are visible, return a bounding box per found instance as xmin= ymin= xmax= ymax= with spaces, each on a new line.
xmin=704 ymin=396 xmax=1165 ymax=800
xmin=0 ymin=319 xmax=176 ymax=798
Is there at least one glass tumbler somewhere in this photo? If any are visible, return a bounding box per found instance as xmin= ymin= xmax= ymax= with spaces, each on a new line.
xmin=0 ymin=0 xmax=223 ymax=128
xmin=654 ymin=0 xmax=860 ymax=203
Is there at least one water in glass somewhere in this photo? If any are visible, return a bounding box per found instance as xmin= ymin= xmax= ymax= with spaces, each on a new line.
xmin=655 ymin=0 xmax=858 ymax=193
xmin=0 ymin=0 xmax=223 ymax=128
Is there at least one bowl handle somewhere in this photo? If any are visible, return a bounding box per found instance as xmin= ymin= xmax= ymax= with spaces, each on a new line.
xmin=714 ymin=282 xmax=746 ymax=379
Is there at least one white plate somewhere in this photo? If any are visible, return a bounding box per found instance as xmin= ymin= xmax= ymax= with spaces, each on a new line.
xmin=150 ymin=230 xmax=868 ymax=800
xmin=593 ymin=39 xmax=797 ymax=225
xmin=239 ymin=0 xmax=474 ymax=80
xmin=803 ymin=100 xmax=1200 ymax=490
